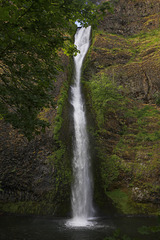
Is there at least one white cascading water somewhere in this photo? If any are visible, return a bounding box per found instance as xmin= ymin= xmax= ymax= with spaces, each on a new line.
xmin=67 ymin=26 xmax=94 ymax=227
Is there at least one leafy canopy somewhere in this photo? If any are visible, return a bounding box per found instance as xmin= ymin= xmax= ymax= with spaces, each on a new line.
xmin=0 ymin=0 xmax=112 ymax=139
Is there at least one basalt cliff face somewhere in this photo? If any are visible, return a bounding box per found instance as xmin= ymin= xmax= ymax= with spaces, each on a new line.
xmin=83 ymin=0 xmax=160 ymax=214
xmin=100 ymin=0 xmax=160 ymax=36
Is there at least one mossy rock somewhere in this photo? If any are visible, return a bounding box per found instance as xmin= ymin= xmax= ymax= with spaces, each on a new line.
xmin=106 ymin=189 xmax=160 ymax=216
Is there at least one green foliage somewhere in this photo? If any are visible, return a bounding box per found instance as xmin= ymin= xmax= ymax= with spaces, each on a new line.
xmin=53 ymin=81 xmax=69 ymax=141
xmin=107 ymin=102 xmax=160 ymax=214
xmin=106 ymin=189 xmax=137 ymax=214
xmin=104 ymin=230 xmax=135 ymax=240
xmin=101 ymin=154 xmax=120 ymax=190
xmin=88 ymin=72 xmax=124 ymax=128
xmin=0 ymin=200 xmax=58 ymax=215
xmin=138 ymin=223 xmax=160 ymax=235
xmin=136 ymin=105 xmax=159 ymax=118
xmin=138 ymin=216 xmax=160 ymax=236
xmin=0 ymin=0 xmax=112 ymax=139
xmin=104 ymin=217 xmax=160 ymax=240
xmin=135 ymin=130 xmax=160 ymax=142
xmin=48 ymin=142 xmax=72 ymax=201
xmin=153 ymin=92 xmax=160 ymax=106
xmin=126 ymin=105 xmax=160 ymax=143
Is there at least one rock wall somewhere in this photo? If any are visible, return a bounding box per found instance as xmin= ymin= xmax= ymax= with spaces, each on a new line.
xmin=0 ymin=127 xmax=54 ymax=202
xmin=0 ymin=54 xmax=71 ymax=215
xmin=100 ymin=0 xmax=160 ymax=36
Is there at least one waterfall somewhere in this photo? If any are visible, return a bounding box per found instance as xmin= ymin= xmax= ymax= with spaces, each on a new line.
xmin=67 ymin=26 xmax=94 ymax=227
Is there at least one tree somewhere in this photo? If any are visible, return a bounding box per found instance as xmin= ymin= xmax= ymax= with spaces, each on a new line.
xmin=0 ymin=0 xmax=112 ymax=139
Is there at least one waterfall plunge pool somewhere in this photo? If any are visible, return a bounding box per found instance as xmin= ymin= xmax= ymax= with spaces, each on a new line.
xmin=0 ymin=215 xmax=159 ymax=240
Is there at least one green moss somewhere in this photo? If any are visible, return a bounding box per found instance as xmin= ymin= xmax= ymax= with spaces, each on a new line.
xmin=0 ymin=201 xmax=57 ymax=215
xmin=106 ymin=189 xmax=136 ymax=214
xmin=101 ymin=154 xmax=121 ymax=191
xmin=86 ymin=72 xmax=125 ymax=129
xmin=0 ymin=186 xmax=71 ymax=216
xmin=53 ymin=81 xmax=69 ymax=141
xmin=106 ymin=189 xmax=160 ymax=215
xmin=95 ymin=99 xmax=160 ymax=214
xmin=46 ymin=141 xmax=72 ymax=215
xmin=94 ymin=27 xmax=160 ymax=67
xmin=133 ymin=202 xmax=160 ymax=216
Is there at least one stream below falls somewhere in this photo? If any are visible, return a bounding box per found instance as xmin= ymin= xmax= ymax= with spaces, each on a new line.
xmin=0 ymin=215 xmax=159 ymax=240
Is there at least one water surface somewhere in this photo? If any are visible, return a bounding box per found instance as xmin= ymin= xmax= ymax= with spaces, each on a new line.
xmin=0 ymin=215 xmax=159 ymax=240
